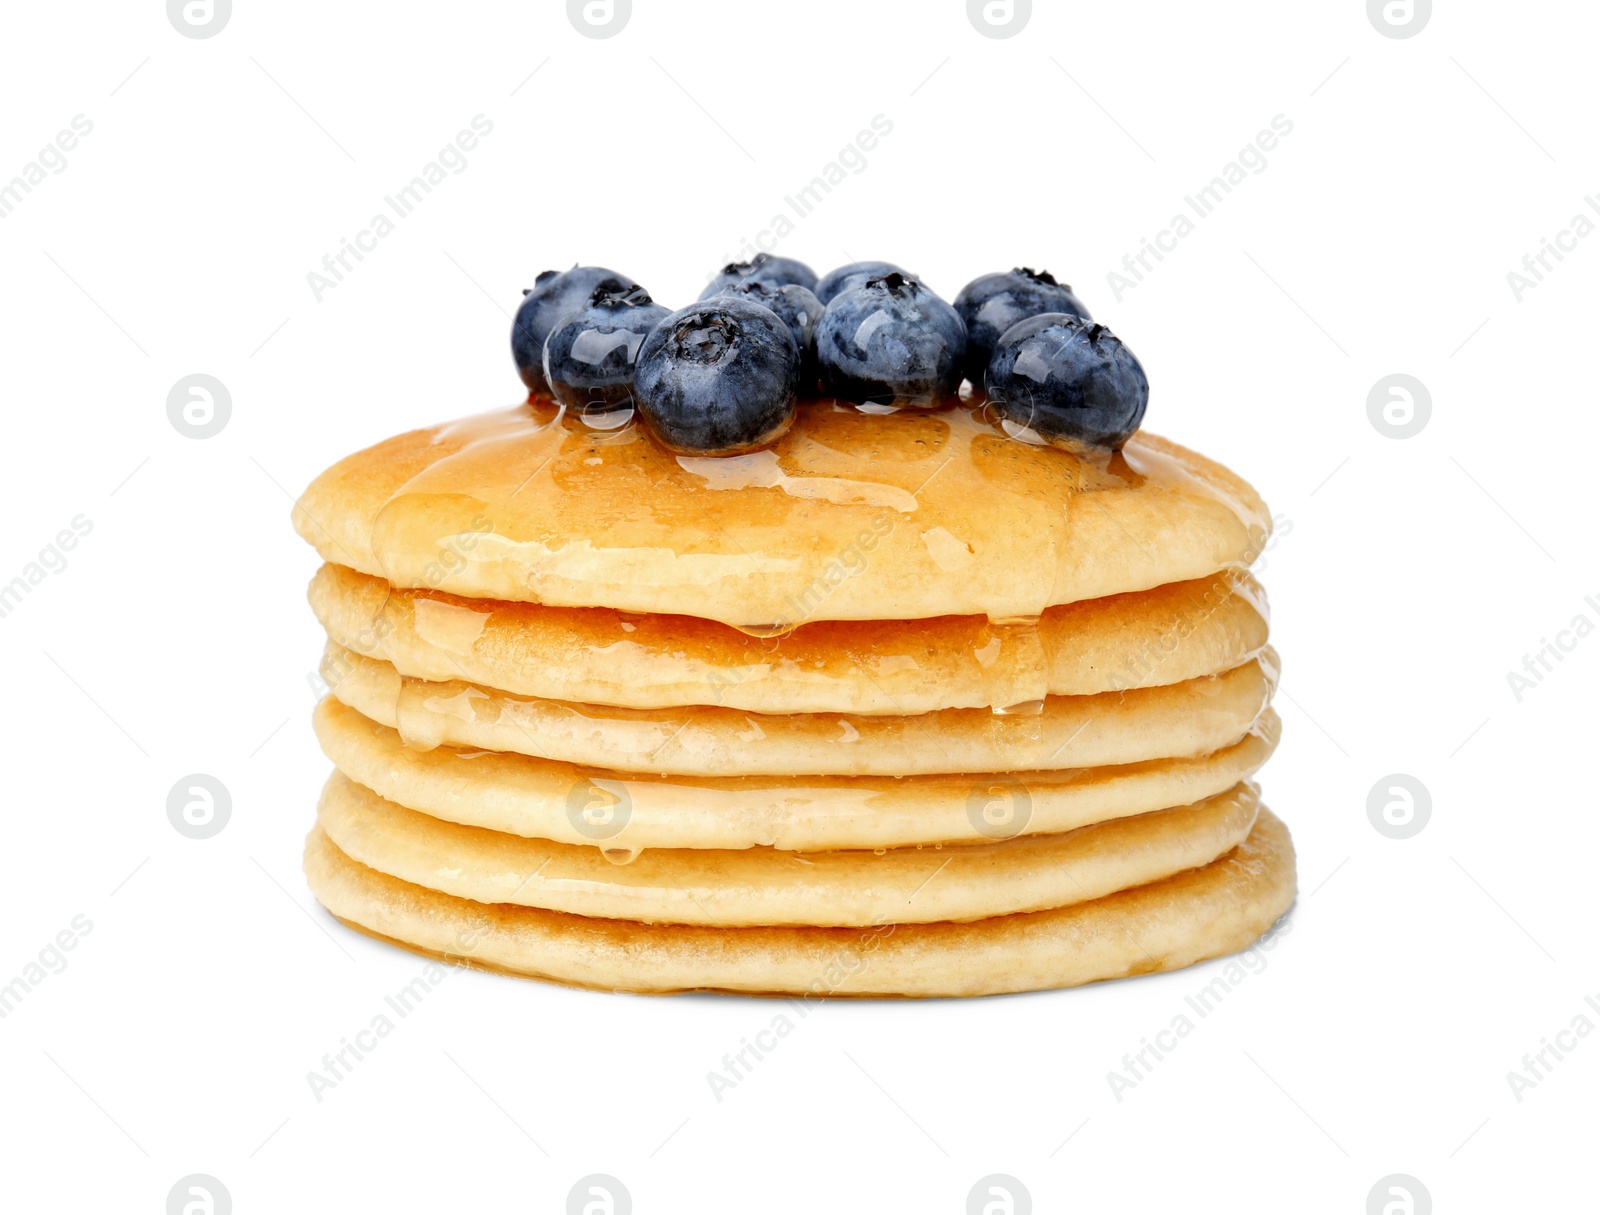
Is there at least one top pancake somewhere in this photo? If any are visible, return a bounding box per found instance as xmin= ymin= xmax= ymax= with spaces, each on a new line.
xmin=293 ymin=399 xmax=1270 ymax=627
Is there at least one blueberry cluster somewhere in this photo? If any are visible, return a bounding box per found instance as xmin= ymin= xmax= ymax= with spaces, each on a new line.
xmin=510 ymin=256 xmax=1148 ymax=455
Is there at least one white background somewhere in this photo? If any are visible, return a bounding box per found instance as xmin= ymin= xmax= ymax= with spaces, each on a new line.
xmin=1 ymin=1 xmax=1594 ymax=1211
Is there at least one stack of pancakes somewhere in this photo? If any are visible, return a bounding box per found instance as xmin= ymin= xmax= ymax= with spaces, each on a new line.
xmin=293 ymin=399 xmax=1294 ymax=997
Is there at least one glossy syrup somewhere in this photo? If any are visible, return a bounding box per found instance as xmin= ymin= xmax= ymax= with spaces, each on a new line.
xmin=348 ymin=396 xmax=1269 ymax=736
xmin=359 ymin=397 xmax=1266 ymax=620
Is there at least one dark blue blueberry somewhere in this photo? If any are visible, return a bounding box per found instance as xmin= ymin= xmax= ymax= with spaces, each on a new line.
xmin=715 ymin=280 xmax=823 ymax=387
xmin=697 ymin=253 xmax=818 ymax=300
xmin=953 ymin=268 xmax=1090 ymax=384
xmin=815 ymin=272 xmax=966 ymax=407
xmin=984 ymin=314 xmax=1148 ymax=450
xmin=511 ymin=265 xmax=638 ymax=394
xmin=634 ymin=299 xmax=801 ymax=455
xmin=541 ymin=280 xmax=670 ymax=417
xmin=814 ymin=260 xmax=908 ymax=303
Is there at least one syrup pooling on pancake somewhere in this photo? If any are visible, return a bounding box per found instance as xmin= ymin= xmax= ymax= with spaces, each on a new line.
xmin=365 ymin=400 xmax=1061 ymax=626
xmin=321 ymin=397 xmax=1271 ymax=626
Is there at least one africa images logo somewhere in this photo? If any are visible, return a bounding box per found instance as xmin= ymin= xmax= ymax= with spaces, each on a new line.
xmin=568 ymin=0 xmax=631 ymax=39
xmin=967 ymin=1174 xmax=1031 ymax=1215
xmin=567 ymin=1174 xmax=631 ymax=1215
xmin=1367 ymin=0 xmax=1430 ymax=39
xmin=167 ymin=0 xmax=231 ymax=38
xmin=967 ymin=0 xmax=1031 ymax=39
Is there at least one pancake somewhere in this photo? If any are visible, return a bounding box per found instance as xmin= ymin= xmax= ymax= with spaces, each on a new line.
xmin=314 ymin=696 xmax=1281 ymax=851
xmin=292 ymin=401 xmax=1271 ymax=627
xmin=317 ymin=770 xmax=1261 ymax=927
xmin=302 ymin=808 xmax=1296 ymax=997
xmin=310 ymin=562 xmax=1269 ymax=714
xmin=322 ymin=641 xmax=1278 ymax=777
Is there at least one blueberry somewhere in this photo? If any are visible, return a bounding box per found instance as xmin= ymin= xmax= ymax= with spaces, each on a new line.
xmin=698 ymin=253 xmax=818 ymax=299
xmin=511 ymin=265 xmax=637 ymax=394
xmin=953 ymin=267 xmax=1090 ymax=384
xmin=815 ymin=272 xmax=966 ymax=406
xmin=984 ymin=314 xmax=1148 ymax=450
xmin=541 ymin=280 xmax=670 ymax=417
xmin=815 ymin=260 xmax=908 ymax=303
xmin=715 ymin=280 xmax=823 ymax=387
xmin=634 ymin=299 xmax=801 ymax=455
